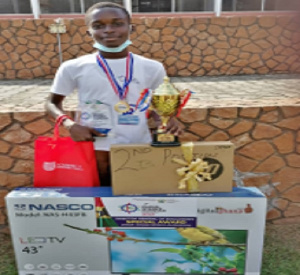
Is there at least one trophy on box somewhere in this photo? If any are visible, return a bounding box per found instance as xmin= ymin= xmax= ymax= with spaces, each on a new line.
xmin=151 ymin=76 xmax=191 ymax=147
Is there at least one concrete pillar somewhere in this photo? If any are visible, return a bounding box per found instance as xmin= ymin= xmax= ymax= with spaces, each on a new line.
xmin=30 ymin=0 xmax=40 ymax=18
xmin=123 ymin=0 xmax=132 ymax=14
xmin=214 ymin=0 xmax=222 ymax=16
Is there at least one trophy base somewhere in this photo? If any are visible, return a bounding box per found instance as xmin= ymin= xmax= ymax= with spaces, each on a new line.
xmin=151 ymin=133 xmax=181 ymax=147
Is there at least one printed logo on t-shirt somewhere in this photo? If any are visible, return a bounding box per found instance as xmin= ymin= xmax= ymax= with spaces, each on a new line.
xmin=117 ymin=75 xmax=140 ymax=85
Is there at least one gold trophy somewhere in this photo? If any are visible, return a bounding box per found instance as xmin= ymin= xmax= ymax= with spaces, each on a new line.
xmin=151 ymin=76 xmax=189 ymax=147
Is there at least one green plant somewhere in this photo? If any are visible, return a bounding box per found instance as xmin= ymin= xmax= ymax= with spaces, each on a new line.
xmin=150 ymin=245 xmax=245 ymax=274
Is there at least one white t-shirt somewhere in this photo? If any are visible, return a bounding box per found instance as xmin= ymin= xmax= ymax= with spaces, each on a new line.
xmin=51 ymin=52 xmax=166 ymax=151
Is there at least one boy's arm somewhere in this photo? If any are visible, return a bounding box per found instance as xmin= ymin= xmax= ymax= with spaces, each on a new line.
xmin=45 ymin=93 xmax=75 ymax=129
xmin=167 ymin=116 xmax=183 ymax=136
xmin=148 ymin=110 xmax=183 ymax=136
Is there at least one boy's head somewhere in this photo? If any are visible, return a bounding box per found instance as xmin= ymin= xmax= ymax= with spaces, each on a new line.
xmin=85 ymin=2 xmax=131 ymax=49
xmin=85 ymin=2 xmax=131 ymax=25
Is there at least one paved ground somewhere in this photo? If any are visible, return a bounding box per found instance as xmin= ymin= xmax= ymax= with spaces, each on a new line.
xmin=0 ymin=74 xmax=299 ymax=112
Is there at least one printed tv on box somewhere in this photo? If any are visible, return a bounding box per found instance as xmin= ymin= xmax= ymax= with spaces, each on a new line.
xmin=109 ymin=228 xmax=248 ymax=274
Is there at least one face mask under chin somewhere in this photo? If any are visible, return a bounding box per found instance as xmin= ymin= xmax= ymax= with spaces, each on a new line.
xmin=93 ymin=40 xmax=132 ymax=53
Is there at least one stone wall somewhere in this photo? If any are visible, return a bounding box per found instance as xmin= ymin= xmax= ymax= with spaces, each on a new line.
xmin=1 ymin=106 xmax=300 ymax=232
xmin=0 ymin=13 xmax=300 ymax=79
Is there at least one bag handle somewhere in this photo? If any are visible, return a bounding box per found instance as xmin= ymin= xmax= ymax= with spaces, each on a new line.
xmin=54 ymin=114 xmax=72 ymax=139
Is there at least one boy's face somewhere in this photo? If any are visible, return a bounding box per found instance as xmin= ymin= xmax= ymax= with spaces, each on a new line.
xmin=88 ymin=7 xmax=130 ymax=48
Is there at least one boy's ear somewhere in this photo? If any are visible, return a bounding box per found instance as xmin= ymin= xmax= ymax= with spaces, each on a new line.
xmin=86 ymin=29 xmax=93 ymax=37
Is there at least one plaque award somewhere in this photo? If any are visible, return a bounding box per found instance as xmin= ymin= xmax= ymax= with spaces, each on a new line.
xmin=77 ymin=101 xmax=113 ymax=135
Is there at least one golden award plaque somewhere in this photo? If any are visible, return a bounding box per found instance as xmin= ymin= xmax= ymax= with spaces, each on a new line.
xmin=151 ymin=76 xmax=188 ymax=147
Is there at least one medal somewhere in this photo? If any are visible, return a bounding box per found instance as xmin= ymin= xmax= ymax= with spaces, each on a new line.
xmin=96 ymin=53 xmax=134 ymax=114
xmin=114 ymin=100 xmax=131 ymax=114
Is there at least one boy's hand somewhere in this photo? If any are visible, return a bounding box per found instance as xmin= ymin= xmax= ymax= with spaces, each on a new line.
xmin=69 ymin=124 xmax=106 ymax=141
xmin=166 ymin=117 xmax=183 ymax=136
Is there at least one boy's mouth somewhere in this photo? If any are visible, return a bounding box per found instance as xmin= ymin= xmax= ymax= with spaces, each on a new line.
xmin=103 ymin=37 xmax=119 ymax=42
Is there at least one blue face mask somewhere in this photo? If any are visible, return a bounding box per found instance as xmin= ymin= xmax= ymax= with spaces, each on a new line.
xmin=93 ymin=40 xmax=132 ymax=53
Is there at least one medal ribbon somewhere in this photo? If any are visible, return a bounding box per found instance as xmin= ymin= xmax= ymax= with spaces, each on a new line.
xmin=96 ymin=53 xmax=134 ymax=100
xmin=135 ymin=88 xmax=151 ymax=112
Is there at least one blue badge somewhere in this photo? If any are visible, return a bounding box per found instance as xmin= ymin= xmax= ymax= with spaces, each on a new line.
xmin=118 ymin=114 xmax=139 ymax=125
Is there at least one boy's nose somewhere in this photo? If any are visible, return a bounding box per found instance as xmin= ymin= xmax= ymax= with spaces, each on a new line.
xmin=104 ymin=25 xmax=114 ymax=32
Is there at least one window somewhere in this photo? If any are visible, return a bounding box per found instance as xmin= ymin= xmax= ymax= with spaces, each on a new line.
xmin=132 ymin=0 xmax=214 ymax=13
xmin=135 ymin=0 xmax=171 ymax=12
xmin=223 ymin=0 xmax=261 ymax=11
xmin=39 ymin=0 xmax=122 ymax=14
xmin=0 ymin=0 xmax=31 ymax=14
xmin=222 ymin=0 xmax=299 ymax=12
xmin=264 ymin=0 xmax=300 ymax=11
xmin=176 ymin=0 xmax=214 ymax=12
xmin=0 ymin=0 xmax=297 ymax=16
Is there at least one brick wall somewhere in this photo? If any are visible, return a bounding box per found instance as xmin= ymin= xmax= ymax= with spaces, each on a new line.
xmin=0 ymin=13 xmax=300 ymax=79
xmin=1 ymin=106 xmax=300 ymax=233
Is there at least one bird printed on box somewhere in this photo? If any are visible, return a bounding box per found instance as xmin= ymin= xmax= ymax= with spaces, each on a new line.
xmin=176 ymin=226 xmax=226 ymax=245
xmin=176 ymin=225 xmax=242 ymax=252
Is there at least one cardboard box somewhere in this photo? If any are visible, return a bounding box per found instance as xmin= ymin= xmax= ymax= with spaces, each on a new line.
xmin=110 ymin=141 xmax=234 ymax=195
xmin=6 ymin=187 xmax=266 ymax=275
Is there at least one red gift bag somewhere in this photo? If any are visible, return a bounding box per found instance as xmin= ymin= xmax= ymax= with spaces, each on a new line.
xmin=33 ymin=116 xmax=100 ymax=187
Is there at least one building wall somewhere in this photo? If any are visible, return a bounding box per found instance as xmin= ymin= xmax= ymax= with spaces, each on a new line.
xmin=1 ymin=106 xmax=300 ymax=233
xmin=0 ymin=13 xmax=300 ymax=80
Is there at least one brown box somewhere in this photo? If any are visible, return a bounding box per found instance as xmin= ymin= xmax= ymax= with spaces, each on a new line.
xmin=110 ymin=141 xmax=234 ymax=195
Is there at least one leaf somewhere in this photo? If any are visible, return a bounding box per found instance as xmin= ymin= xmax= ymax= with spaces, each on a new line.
xmin=165 ymin=266 xmax=185 ymax=273
xmin=235 ymin=252 xmax=246 ymax=272
xmin=179 ymin=249 xmax=202 ymax=261
xmin=218 ymin=230 xmax=247 ymax=244
xmin=150 ymin=248 xmax=181 ymax=253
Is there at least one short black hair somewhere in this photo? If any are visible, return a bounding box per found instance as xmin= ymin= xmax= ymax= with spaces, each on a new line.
xmin=85 ymin=2 xmax=131 ymax=25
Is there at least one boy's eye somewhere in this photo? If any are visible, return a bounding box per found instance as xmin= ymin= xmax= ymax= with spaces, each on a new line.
xmin=92 ymin=24 xmax=105 ymax=29
xmin=113 ymin=21 xmax=124 ymax=27
xmin=92 ymin=21 xmax=125 ymax=30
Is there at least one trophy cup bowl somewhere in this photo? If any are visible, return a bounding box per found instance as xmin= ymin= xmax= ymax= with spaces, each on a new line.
xmin=151 ymin=77 xmax=181 ymax=147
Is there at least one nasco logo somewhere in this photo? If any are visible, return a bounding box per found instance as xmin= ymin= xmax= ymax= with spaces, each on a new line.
xmin=198 ymin=204 xmax=253 ymax=214
xmin=14 ymin=203 xmax=94 ymax=211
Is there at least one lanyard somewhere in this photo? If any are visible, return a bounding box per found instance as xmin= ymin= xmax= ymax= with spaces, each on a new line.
xmin=96 ymin=53 xmax=134 ymax=100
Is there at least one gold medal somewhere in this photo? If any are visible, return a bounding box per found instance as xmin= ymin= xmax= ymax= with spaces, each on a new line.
xmin=96 ymin=54 xmax=133 ymax=115
xmin=114 ymin=100 xmax=131 ymax=114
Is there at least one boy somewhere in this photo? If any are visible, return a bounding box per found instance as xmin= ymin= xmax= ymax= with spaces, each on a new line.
xmin=46 ymin=2 xmax=181 ymax=186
